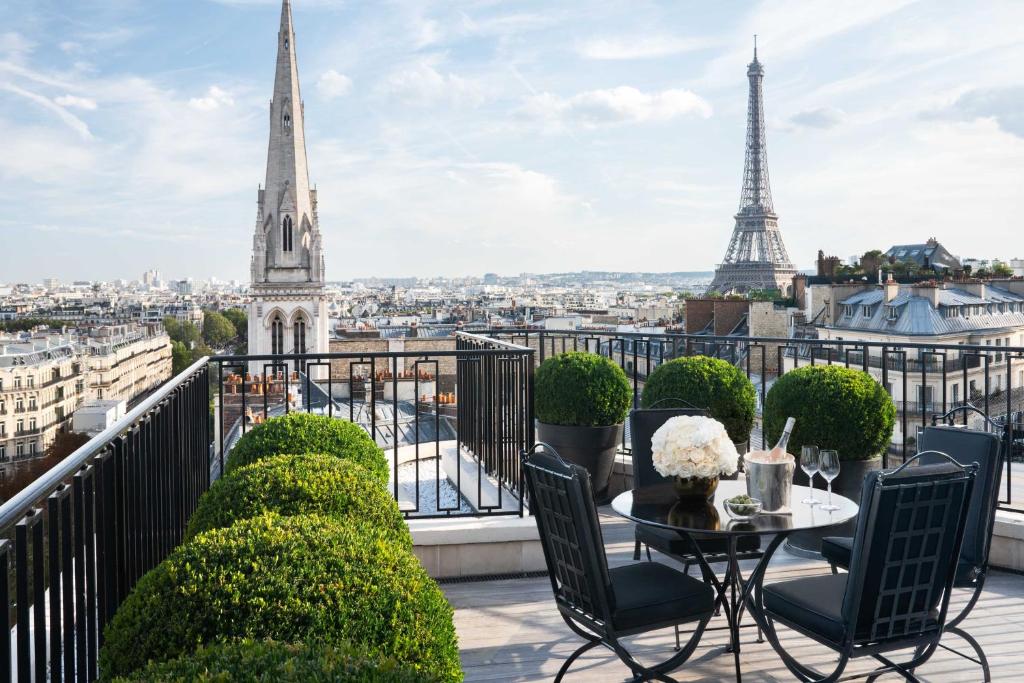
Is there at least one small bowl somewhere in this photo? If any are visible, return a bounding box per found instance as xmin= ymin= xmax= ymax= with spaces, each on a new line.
xmin=724 ymin=497 xmax=762 ymax=520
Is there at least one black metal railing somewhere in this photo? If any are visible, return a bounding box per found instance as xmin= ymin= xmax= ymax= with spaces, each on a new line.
xmin=0 ymin=356 xmax=211 ymax=681
xmin=482 ymin=328 xmax=1024 ymax=513
xmin=211 ymin=332 xmax=534 ymax=519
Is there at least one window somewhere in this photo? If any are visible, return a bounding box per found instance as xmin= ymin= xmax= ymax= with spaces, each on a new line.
xmin=15 ymin=443 xmax=23 ymax=458
xmin=26 ymin=376 xmax=33 ymax=388
xmin=28 ymin=398 xmax=36 ymax=410
xmin=28 ymin=442 xmax=36 ymax=455
xmin=293 ymin=319 xmax=306 ymax=355
xmin=14 ymin=376 xmax=21 ymax=389
xmin=0 ymin=423 xmax=5 ymax=436
xmin=917 ymin=385 xmax=933 ymax=410
xmin=843 ymin=305 xmax=853 ymax=318
xmin=15 ymin=399 xmax=23 ymax=412
xmin=16 ymin=419 xmax=23 ymax=433
xmin=282 ymin=215 xmax=293 ymax=252
xmin=0 ymin=445 xmax=5 ymax=460
xmin=886 ymin=305 xmax=898 ymax=321
xmin=28 ymin=418 xmax=36 ymax=431
xmin=862 ymin=305 xmax=873 ymax=317
xmin=952 ymin=383 xmax=959 ymax=405
xmin=271 ymin=315 xmax=284 ymax=355
xmin=0 ymin=378 xmax=3 ymax=391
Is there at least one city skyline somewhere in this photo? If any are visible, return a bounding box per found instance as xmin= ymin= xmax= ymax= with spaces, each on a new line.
xmin=2 ymin=0 xmax=1023 ymax=282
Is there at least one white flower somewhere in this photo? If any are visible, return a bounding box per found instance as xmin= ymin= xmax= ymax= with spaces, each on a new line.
xmin=650 ymin=415 xmax=739 ymax=479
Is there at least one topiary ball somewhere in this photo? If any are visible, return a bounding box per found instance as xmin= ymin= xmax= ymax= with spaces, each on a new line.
xmin=99 ymin=514 xmax=461 ymax=682
xmin=226 ymin=413 xmax=387 ymax=485
xmin=534 ymin=351 xmax=631 ymax=427
xmin=640 ymin=356 xmax=756 ymax=444
xmin=763 ymin=365 xmax=895 ymax=461
xmin=113 ymin=639 xmax=435 ymax=682
xmin=185 ymin=454 xmax=410 ymax=546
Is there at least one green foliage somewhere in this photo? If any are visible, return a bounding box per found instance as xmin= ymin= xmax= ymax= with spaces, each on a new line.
xmin=226 ymin=413 xmax=388 ymax=484
xmin=221 ymin=308 xmax=248 ymax=339
xmin=534 ymin=351 xmax=631 ymax=427
xmin=163 ymin=316 xmax=201 ymax=345
xmin=202 ymin=311 xmax=237 ymax=348
xmin=0 ymin=318 xmax=67 ymax=332
xmin=640 ymin=356 xmax=757 ymax=444
xmin=114 ymin=639 xmax=434 ymax=682
xmin=170 ymin=341 xmax=192 ymax=375
xmin=186 ymin=454 xmax=409 ymax=546
xmin=991 ymin=261 xmax=1013 ymax=278
xmin=763 ymin=365 xmax=895 ymax=461
xmin=99 ymin=514 xmax=461 ymax=681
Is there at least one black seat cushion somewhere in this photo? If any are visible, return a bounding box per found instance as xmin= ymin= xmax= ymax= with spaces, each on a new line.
xmin=763 ymin=574 xmax=848 ymax=645
xmin=821 ymin=536 xmax=853 ymax=568
xmin=609 ymin=562 xmax=715 ymax=631
xmin=636 ymin=524 xmax=761 ymax=558
xmin=822 ymin=534 xmax=978 ymax=586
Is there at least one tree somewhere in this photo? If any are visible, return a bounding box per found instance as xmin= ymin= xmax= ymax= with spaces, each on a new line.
xmin=45 ymin=431 xmax=91 ymax=460
xmin=164 ymin=316 xmax=200 ymax=346
xmin=992 ymin=261 xmax=1014 ymax=278
xmin=221 ymin=309 xmax=248 ymax=341
xmin=171 ymin=341 xmax=192 ymax=375
xmin=203 ymin=311 xmax=236 ymax=348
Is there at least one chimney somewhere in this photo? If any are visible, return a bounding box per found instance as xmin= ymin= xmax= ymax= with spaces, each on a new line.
xmin=884 ymin=274 xmax=899 ymax=303
xmin=914 ymin=281 xmax=941 ymax=309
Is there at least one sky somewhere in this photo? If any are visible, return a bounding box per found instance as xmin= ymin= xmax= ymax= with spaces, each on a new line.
xmin=1 ymin=0 xmax=1022 ymax=284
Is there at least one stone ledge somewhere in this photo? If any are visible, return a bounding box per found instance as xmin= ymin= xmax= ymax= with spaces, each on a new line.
xmin=409 ymin=516 xmax=544 ymax=579
xmin=989 ymin=511 xmax=1024 ymax=571
xmin=408 ymin=515 xmax=538 ymax=546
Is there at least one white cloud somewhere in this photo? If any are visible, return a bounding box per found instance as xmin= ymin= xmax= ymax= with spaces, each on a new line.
xmin=0 ymin=31 xmax=34 ymax=61
xmin=55 ymin=94 xmax=98 ymax=110
xmin=0 ymin=83 xmax=93 ymax=139
xmin=578 ymin=35 xmax=717 ymax=60
xmin=316 ymin=69 xmax=352 ymax=99
xmin=789 ymin=106 xmax=845 ymax=129
xmin=522 ymin=86 xmax=712 ymax=128
xmin=188 ymin=85 xmax=235 ymax=111
xmin=378 ymin=57 xmax=485 ymax=107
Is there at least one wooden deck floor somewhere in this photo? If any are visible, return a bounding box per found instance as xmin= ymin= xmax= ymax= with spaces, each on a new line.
xmin=445 ymin=509 xmax=1023 ymax=682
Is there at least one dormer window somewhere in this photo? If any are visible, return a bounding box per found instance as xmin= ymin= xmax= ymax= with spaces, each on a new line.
xmin=886 ymin=305 xmax=898 ymax=321
xmin=862 ymin=305 xmax=873 ymax=317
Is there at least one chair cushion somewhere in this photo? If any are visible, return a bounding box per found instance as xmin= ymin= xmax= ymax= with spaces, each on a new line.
xmin=636 ymin=524 xmax=761 ymax=558
xmin=609 ymin=562 xmax=715 ymax=631
xmin=821 ymin=536 xmax=853 ymax=569
xmin=763 ymin=574 xmax=848 ymax=645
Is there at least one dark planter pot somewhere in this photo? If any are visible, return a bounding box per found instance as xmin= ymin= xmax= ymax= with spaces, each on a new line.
xmin=786 ymin=456 xmax=881 ymax=557
xmin=536 ymin=421 xmax=623 ymax=501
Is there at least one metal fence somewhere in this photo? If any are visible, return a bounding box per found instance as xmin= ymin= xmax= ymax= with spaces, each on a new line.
xmin=482 ymin=328 xmax=1024 ymax=513
xmin=0 ymin=357 xmax=211 ymax=681
xmin=211 ymin=332 xmax=534 ymax=519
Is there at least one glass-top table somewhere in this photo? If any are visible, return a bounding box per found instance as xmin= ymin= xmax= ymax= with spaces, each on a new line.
xmin=611 ymin=480 xmax=858 ymax=683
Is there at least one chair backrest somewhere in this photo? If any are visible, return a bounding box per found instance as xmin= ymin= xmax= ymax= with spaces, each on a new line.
xmin=842 ymin=453 xmax=976 ymax=645
xmin=918 ymin=426 xmax=1003 ymax=577
xmin=523 ymin=444 xmax=614 ymax=624
xmin=629 ymin=404 xmax=708 ymax=488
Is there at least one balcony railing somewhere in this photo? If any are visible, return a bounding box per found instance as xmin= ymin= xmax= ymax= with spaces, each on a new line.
xmin=211 ymin=331 xmax=534 ymax=519
xmin=0 ymin=357 xmax=210 ymax=680
xmin=482 ymin=328 xmax=1024 ymax=513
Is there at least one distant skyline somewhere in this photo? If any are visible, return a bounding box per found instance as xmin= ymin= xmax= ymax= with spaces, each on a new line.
xmin=2 ymin=0 xmax=1022 ymax=282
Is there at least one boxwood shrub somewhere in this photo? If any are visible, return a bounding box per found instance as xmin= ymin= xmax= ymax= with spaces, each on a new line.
xmin=534 ymin=351 xmax=631 ymax=427
xmin=100 ymin=514 xmax=461 ymax=682
xmin=114 ymin=639 xmax=435 ymax=682
xmin=764 ymin=365 xmax=895 ymax=461
xmin=185 ymin=454 xmax=410 ymax=547
xmin=640 ymin=356 xmax=757 ymax=444
xmin=226 ymin=412 xmax=387 ymax=485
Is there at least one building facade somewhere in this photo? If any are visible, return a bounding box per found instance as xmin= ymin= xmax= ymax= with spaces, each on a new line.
xmin=0 ymin=325 xmax=171 ymax=461
xmin=247 ymin=0 xmax=329 ymax=374
xmin=709 ymin=42 xmax=797 ymax=296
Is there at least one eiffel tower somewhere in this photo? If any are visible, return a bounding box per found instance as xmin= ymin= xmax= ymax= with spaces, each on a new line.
xmin=709 ymin=39 xmax=797 ymax=296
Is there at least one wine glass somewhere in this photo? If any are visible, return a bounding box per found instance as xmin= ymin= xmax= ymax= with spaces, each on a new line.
xmin=800 ymin=445 xmax=820 ymax=505
xmin=819 ymin=450 xmax=841 ymax=511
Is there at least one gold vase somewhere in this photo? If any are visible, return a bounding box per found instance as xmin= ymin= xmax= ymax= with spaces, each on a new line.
xmin=667 ymin=500 xmax=721 ymax=531
xmin=672 ymin=475 xmax=719 ymax=504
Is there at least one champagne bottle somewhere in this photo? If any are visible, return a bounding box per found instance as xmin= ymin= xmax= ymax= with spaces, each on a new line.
xmin=768 ymin=417 xmax=796 ymax=461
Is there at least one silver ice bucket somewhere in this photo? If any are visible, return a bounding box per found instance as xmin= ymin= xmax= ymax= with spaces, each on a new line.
xmin=745 ymin=459 xmax=794 ymax=514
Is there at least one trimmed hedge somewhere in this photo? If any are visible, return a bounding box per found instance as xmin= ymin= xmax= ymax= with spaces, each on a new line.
xmin=100 ymin=514 xmax=461 ymax=682
xmin=534 ymin=351 xmax=631 ymax=427
xmin=185 ymin=454 xmax=410 ymax=547
xmin=640 ymin=356 xmax=757 ymax=444
xmin=114 ymin=639 xmax=435 ymax=682
xmin=764 ymin=365 xmax=895 ymax=461
xmin=226 ymin=413 xmax=387 ymax=484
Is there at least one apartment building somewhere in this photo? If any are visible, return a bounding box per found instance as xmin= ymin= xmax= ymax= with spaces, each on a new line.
xmin=0 ymin=324 xmax=172 ymax=460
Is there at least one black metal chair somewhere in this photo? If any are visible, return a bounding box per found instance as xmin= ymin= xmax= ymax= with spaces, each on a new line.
xmin=629 ymin=403 xmax=762 ymax=572
xmin=523 ymin=443 xmax=716 ymax=682
xmin=820 ymin=416 xmax=1003 ymax=680
xmin=758 ymin=452 xmax=977 ymax=682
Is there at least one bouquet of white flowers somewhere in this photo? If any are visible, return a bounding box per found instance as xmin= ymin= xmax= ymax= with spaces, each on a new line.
xmin=651 ymin=415 xmax=739 ymax=480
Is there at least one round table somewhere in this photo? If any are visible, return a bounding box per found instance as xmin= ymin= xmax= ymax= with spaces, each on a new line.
xmin=611 ymin=480 xmax=858 ymax=682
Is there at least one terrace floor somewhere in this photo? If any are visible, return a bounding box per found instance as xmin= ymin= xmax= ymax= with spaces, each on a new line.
xmin=445 ymin=508 xmax=1024 ymax=682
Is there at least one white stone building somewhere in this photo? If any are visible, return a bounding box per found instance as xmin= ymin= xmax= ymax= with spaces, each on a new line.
xmin=247 ymin=0 xmax=329 ymax=375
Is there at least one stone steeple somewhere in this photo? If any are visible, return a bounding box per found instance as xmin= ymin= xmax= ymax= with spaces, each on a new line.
xmin=251 ymin=0 xmax=324 ymax=286
xmin=248 ymin=0 xmax=329 ymax=374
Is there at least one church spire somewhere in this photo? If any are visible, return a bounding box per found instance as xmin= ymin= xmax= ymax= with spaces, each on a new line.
xmin=253 ymin=0 xmax=323 ymax=285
